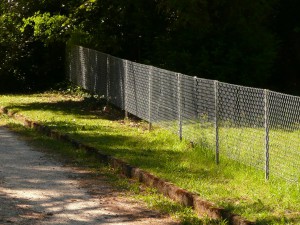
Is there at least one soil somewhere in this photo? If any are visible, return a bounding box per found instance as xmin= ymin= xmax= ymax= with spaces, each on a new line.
xmin=0 ymin=126 xmax=180 ymax=225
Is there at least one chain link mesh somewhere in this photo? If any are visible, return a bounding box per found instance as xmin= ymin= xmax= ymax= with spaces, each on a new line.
xmin=107 ymin=56 xmax=126 ymax=109
xmin=68 ymin=45 xmax=108 ymax=97
xmin=181 ymin=76 xmax=216 ymax=150
xmin=269 ymin=91 xmax=300 ymax=181
xmin=218 ymin=82 xmax=266 ymax=170
xmin=68 ymin=45 xmax=300 ymax=182
xmin=125 ymin=61 xmax=150 ymax=121
xmin=150 ymin=67 xmax=179 ymax=133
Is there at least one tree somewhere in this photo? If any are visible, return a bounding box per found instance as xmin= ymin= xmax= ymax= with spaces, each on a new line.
xmin=0 ymin=0 xmax=299 ymax=94
xmin=153 ymin=0 xmax=278 ymax=88
xmin=0 ymin=0 xmax=79 ymax=92
xmin=272 ymin=0 xmax=300 ymax=95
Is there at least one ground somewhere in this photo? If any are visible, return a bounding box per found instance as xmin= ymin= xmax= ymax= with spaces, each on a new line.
xmin=0 ymin=126 xmax=180 ymax=225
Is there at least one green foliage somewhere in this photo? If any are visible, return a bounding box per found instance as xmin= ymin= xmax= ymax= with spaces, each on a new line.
xmin=0 ymin=1 xmax=71 ymax=92
xmin=21 ymin=12 xmax=70 ymax=44
xmin=271 ymin=0 xmax=300 ymax=95
xmin=0 ymin=9 xmax=29 ymax=91
xmin=153 ymin=0 xmax=279 ymax=87
xmin=67 ymin=0 xmax=280 ymax=89
xmin=0 ymin=0 xmax=299 ymax=94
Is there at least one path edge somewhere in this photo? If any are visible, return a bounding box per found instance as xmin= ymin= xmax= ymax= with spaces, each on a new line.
xmin=0 ymin=106 xmax=255 ymax=225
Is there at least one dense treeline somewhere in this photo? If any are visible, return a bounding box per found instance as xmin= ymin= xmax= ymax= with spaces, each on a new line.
xmin=0 ymin=1 xmax=299 ymax=95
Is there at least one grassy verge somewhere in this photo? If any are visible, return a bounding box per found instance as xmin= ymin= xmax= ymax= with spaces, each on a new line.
xmin=0 ymin=115 xmax=219 ymax=225
xmin=0 ymin=92 xmax=299 ymax=224
xmin=180 ymin=121 xmax=300 ymax=182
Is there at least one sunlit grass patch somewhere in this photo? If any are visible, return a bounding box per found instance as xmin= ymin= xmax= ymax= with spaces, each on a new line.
xmin=0 ymin=116 xmax=211 ymax=225
xmin=0 ymin=92 xmax=299 ymax=224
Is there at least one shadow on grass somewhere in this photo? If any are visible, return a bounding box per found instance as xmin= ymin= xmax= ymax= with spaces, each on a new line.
xmin=4 ymin=97 xmax=300 ymax=224
xmin=5 ymin=97 xmax=121 ymax=119
xmin=0 ymin=124 xmax=186 ymax=225
xmin=3 ymin=98 xmax=230 ymax=182
xmin=255 ymin=216 xmax=300 ymax=225
xmin=4 ymin=98 xmax=188 ymax=169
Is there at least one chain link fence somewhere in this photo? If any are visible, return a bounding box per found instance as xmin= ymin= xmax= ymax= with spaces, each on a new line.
xmin=67 ymin=45 xmax=300 ymax=182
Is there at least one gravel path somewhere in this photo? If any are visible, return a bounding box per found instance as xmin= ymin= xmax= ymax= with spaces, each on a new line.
xmin=0 ymin=126 xmax=180 ymax=225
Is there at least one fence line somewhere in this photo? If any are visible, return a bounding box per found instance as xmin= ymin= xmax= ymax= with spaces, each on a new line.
xmin=67 ymin=45 xmax=300 ymax=182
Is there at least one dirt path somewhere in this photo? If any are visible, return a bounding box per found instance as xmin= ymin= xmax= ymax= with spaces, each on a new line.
xmin=0 ymin=126 xmax=180 ymax=225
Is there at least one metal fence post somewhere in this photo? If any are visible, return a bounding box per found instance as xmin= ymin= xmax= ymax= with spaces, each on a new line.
xmin=193 ymin=76 xmax=198 ymax=119
xmin=124 ymin=60 xmax=129 ymax=119
xmin=214 ymin=80 xmax=220 ymax=165
xmin=264 ymin=89 xmax=270 ymax=180
xmin=106 ymin=55 xmax=110 ymax=105
xmin=148 ymin=66 xmax=153 ymax=130
xmin=177 ymin=73 xmax=183 ymax=141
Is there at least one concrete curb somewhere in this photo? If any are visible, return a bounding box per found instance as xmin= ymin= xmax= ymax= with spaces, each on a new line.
xmin=0 ymin=106 xmax=255 ymax=225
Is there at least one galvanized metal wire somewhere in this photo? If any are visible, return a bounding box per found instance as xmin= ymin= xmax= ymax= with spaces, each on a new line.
xmin=68 ymin=45 xmax=300 ymax=182
xmin=268 ymin=91 xmax=300 ymax=181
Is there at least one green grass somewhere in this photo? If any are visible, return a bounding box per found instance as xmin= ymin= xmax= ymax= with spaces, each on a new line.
xmin=0 ymin=92 xmax=299 ymax=224
xmin=180 ymin=120 xmax=300 ymax=182
xmin=0 ymin=114 xmax=223 ymax=225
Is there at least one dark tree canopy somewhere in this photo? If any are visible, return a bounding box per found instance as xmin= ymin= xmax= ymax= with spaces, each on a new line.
xmin=0 ymin=0 xmax=299 ymax=95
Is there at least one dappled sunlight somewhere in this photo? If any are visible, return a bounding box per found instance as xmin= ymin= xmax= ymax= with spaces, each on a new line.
xmin=1 ymin=93 xmax=300 ymax=223
xmin=0 ymin=126 xmax=179 ymax=224
xmin=2 ymin=187 xmax=55 ymax=200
